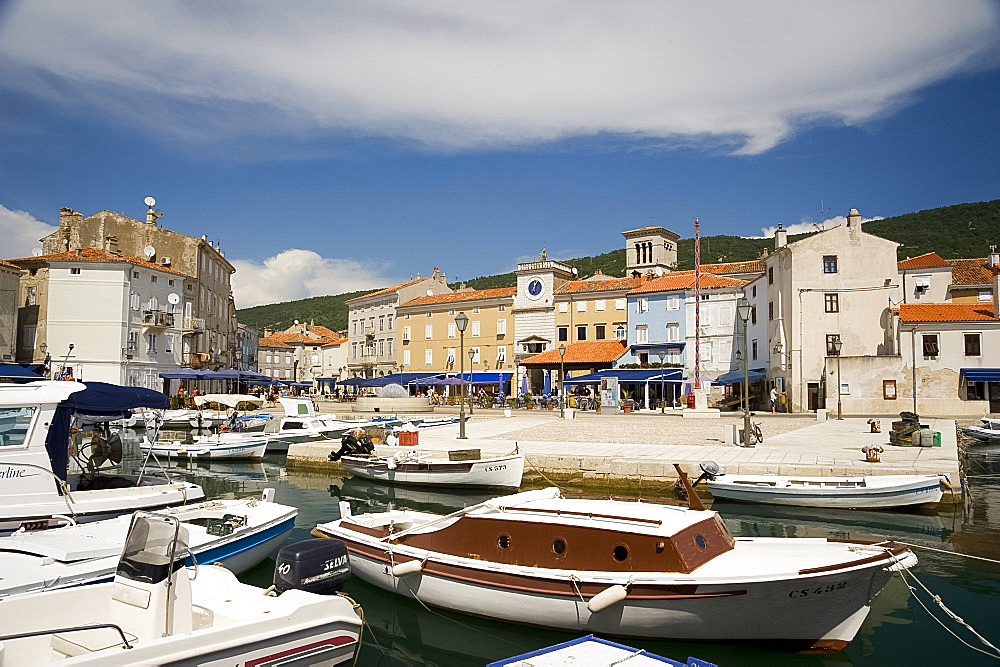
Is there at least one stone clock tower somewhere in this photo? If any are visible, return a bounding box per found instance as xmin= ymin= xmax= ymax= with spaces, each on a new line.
xmin=512 ymin=252 xmax=575 ymax=362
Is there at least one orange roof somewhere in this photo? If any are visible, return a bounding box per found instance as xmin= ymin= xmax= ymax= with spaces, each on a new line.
xmin=699 ymin=260 xmax=765 ymax=275
xmin=898 ymin=303 xmax=998 ymax=323
xmin=947 ymin=258 xmax=994 ymax=286
xmin=557 ymin=276 xmax=642 ymax=294
xmin=258 ymin=337 xmax=291 ymax=349
xmin=346 ymin=277 xmax=428 ymax=302
xmin=5 ymin=248 xmax=185 ymax=275
xmin=0 ymin=259 xmax=21 ymax=270
xmin=629 ymin=272 xmax=745 ymax=295
xmin=521 ymin=340 xmax=627 ymax=366
xmin=897 ymin=252 xmax=950 ymax=270
xmin=306 ymin=325 xmax=340 ymax=338
xmin=402 ymin=287 xmax=516 ymax=307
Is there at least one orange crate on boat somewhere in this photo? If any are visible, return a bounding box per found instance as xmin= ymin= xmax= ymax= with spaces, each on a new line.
xmin=398 ymin=431 xmax=419 ymax=447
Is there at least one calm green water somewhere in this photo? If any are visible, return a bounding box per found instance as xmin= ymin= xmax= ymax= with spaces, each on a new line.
xmin=166 ymin=442 xmax=1000 ymax=666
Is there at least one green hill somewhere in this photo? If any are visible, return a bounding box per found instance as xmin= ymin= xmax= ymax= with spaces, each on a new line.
xmin=237 ymin=199 xmax=1000 ymax=333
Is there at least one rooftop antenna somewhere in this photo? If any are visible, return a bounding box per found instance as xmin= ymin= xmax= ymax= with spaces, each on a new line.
xmin=816 ymin=199 xmax=829 ymax=231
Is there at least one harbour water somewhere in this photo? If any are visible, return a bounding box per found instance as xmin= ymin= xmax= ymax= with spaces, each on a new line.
xmin=164 ymin=437 xmax=1000 ymax=666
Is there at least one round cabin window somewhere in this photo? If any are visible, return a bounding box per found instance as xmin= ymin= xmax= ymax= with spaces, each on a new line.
xmin=498 ymin=534 xmax=511 ymax=549
xmin=612 ymin=545 xmax=629 ymax=562
xmin=695 ymin=535 xmax=707 ymax=549
xmin=552 ymin=539 xmax=566 ymax=555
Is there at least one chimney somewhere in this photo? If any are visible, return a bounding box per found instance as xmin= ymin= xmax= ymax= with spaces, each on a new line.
xmin=432 ymin=267 xmax=440 ymax=278
xmin=988 ymin=245 xmax=999 ymax=268
xmin=774 ymin=223 xmax=787 ymax=249
xmin=994 ymin=270 xmax=1000 ymax=319
xmin=75 ymin=249 xmax=82 ymax=257
xmin=263 ymin=327 xmax=272 ymax=338
xmin=146 ymin=208 xmax=156 ymax=225
xmin=846 ymin=208 xmax=862 ymax=243
xmin=105 ymin=235 xmax=121 ymax=255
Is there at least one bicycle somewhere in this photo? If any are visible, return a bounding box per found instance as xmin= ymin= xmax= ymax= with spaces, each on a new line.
xmin=742 ymin=414 xmax=764 ymax=447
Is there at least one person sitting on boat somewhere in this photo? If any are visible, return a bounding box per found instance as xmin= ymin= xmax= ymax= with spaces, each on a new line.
xmin=328 ymin=429 xmax=375 ymax=461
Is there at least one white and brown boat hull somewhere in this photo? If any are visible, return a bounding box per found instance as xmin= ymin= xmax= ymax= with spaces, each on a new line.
xmin=340 ymin=453 xmax=524 ymax=490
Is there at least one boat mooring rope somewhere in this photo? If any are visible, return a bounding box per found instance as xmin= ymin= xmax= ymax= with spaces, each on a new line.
xmin=894 ymin=566 xmax=1000 ymax=660
xmin=892 ymin=541 xmax=1000 ymax=566
xmin=520 ymin=442 xmax=559 ymax=488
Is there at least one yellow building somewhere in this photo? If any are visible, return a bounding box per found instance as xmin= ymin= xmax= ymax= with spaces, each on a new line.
xmin=397 ymin=287 xmax=517 ymax=379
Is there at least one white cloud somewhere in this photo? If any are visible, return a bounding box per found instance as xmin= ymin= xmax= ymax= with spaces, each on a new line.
xmin=0 ymin=3 xmax=997 ymax=154
xmin=230 ymin=249 xmax=397 ymax=308
xmin=0 ymin=204 xmax=57 ymax=258
xmin=759 ymin=214 xmax=885 ymax=238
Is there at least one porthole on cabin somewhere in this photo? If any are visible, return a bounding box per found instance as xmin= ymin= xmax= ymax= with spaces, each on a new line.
xmin=612 ymin=545 xmax=629 ymax=562
xmin=695 ymin=535 xmax=707 ymax=549
xmin=552 ymin=538 xmax=566 ymax=555
xmin=498 ymin=534 xmax=511 ymax=549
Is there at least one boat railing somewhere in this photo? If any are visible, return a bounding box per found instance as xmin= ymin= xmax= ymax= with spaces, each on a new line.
xmin=0 ymin=623 xmax=134 ymax=650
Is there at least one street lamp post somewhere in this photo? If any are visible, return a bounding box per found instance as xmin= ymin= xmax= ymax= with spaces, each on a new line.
xmin=558 ymin=344 xmax=566 ymax=418
xmin=39 ymin=343 xmax=51 ymax=379
xmin=831 ymin=338 xmax=843 ymax=420
xmin=62 ymin=343 xmax=75 ymax=380
xmin=455 ymin=312 xmax=469 ymax=439
xmin=468 ymin=348 xmax=476 ymax=415
xmin=736 ymin=297 xmax=752 ymax=446
xmin=657 ymin=350 xmax=666 ymax=414
xmin=773 ymin=341 xmax=785 ymax=414
xmin=514 ymin=358 xmax=520 ymax=402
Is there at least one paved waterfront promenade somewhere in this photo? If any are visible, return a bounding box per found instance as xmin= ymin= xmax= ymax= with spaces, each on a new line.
xmin=287 ymin=404 xmax=961 ymax=485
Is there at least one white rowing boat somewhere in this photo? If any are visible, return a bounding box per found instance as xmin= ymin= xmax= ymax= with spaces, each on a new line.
xmin=140 ymin=434 xmax=268 ymax=460
xmin=339 ymin=448 xmax=524 ymax=490
xmin=696 ymin=461 xmax=948 ymax=509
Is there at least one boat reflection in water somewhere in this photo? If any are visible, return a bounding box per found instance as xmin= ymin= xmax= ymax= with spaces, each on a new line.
xmin=331 ymin=476 xmax=497 ymax=516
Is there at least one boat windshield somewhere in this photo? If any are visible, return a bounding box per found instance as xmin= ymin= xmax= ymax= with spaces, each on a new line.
xmin=0 ymin=406 xmax=35 ymax=447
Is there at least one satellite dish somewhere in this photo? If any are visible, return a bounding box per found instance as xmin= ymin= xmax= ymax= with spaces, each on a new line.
xmin=153 ymin=209 xmax=164 ymax=218
xmin=294 ymin=319 xmax=299 ymax=325
xmin=426 ymin=289 xmax=433 ymax=296
xmin=144 ymin=196 xmax=156 ymax=207
xmin=143 ymin=245 xmax=156 ymax=258
xmin=167 ymin=293 xmax=180 ymax=305
xmin=572 ymin=267 xmax=578 ymax=275
xmin=655 ymin=267 xmax=664 ymax=276
xmin=32 ymin=248 xmax=42 ymax=257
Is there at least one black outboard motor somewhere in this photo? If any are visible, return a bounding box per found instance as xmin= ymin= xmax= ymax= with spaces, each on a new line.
xmin=273 ymin=538 xmax=351 ymax=595
xmin=329 ymin=431 xmax=376 ymax=461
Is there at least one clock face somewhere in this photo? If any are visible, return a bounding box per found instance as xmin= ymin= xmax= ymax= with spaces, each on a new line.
xmin=526 ymin=278 xmax=544 ymax=299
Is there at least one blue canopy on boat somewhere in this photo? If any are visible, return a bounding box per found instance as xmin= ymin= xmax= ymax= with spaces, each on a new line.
xmin=0 ymin=363 xmax=46 ymax=381
xmin=45 ymin=382 xmax=169 ymax=481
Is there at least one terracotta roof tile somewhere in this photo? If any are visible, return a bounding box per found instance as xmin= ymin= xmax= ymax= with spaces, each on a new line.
xmin=5 ymin=248 xmax=185 ymax=275
xmin=699 ymin=260 xmax=765 ymax=275
xmin=346 ymin=277 xmax=429 ymax=302
xmin=897 ymin=252 xmax=950 ymax=270
xmin=947 ymin=258 xmax=994 ymax=286
xmin=629 ymin=272 xmax=745 ymax=295
xmin=306 ymin=325 xmax=339 ymax=338
xmin=898 ymin=303 xmax=998 ymax=323
xmin=521 ymin=340 xmax=627 ymax=366
xmin=402 ymin=287 xmax=516 ymax=307
xmin=556 ymin=277 xmax=642 ymax=294
xmin=0 ymin=259 xmax=21 ymax=270
xmin=258 ymin=337 xmax=291 ymax=349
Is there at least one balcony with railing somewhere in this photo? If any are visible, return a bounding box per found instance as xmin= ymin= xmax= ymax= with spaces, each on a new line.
xmin=142 ymin=310 xmax=175 ymax=328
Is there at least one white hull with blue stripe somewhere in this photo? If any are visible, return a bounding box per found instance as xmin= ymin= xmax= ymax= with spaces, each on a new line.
xmin=141 ymin=434 xmax=268 ymax=460
xmin=0 ymin=491 xmax=295 ymax=598
xmin=707 ymin=473 xmax=946 ymax=509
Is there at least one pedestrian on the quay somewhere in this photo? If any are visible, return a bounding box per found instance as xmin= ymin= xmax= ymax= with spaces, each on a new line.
xmin=769 ymin=386 xmax=778 ymax=413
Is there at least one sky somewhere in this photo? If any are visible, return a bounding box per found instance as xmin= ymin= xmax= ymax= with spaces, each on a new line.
xmin=1 ymin=2 xmax=999 ymax=308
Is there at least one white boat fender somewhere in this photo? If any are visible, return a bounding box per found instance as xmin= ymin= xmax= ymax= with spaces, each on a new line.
xmin=387 ymin=457 xmax=397 ymax=470
xmin=262 ymin=488 xmax=276 ymax=503
xmin=338 ymin=501 xmax=352 ymax=519
xmin=587 ymin=584 xmax=629 ymax=613
xmin=392 ymin=558 xmax=426 ymax=577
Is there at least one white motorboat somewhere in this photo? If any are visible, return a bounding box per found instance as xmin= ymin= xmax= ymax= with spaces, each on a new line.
xmin=314 ymin=468 xmax=916 ymax=651
xmin=0 ymin=490 xmax=295 ymax=598
xmin=962 ymin=416 xmax=1000 ymax=442
xmin=140 ymin=434 xmax=269 ymax=460
xmin=695 ymin=461 xmax=948 ymax=509
xmin=194 ymin=394 xmax=274 ymax=433
xmin=487 ymin=634 xmax=716 ymax=667
xmin=0 ymin=382 xmax=204 ymax=535
xmin=0 ymin=511 xmax=362 ymax=665
xmin=265 ymin=398 xmax=400 ymax=454
xmin=336 ymin=447 xmax=524 ymax=490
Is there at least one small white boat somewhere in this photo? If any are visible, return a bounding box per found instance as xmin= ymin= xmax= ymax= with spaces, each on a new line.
xmin=338 ymin=448 xmax=524 ymax=490
xmin=313 ymin=470 xmax=916 ymax=651
xmin=140 ymin=434 xmax=269 ymax=460
xmin=0 ymin=490 xmax=296 ymax=598
xmin=0 ymin=382 xmax=204 ymax=535
xmin=487 ymin=634 xmax=717 ymax=667
xmin=0 ymin=511 xmax=362 ymax=665
xmin=696 ymin=461 xmax=948 ymax=509
xmin=194 ymin=394 xmax=274 ymax=433
xmin=962 ymin=416 xmax=1000 ymax=442
xmin=265 ymin=398 xmax=400 ymax=454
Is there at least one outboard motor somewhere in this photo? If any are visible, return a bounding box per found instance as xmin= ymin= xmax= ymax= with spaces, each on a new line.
xmin=329 ymin=431 xmax=376 ymax=461
xmin=273 ymin=538 xmax=351 ymax=595
xmin=692 ymin=460 xmax=721 ymax=487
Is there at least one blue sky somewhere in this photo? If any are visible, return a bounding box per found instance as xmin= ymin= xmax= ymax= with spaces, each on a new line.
xmin=1 ymin=2 xmax=999 ymax=307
